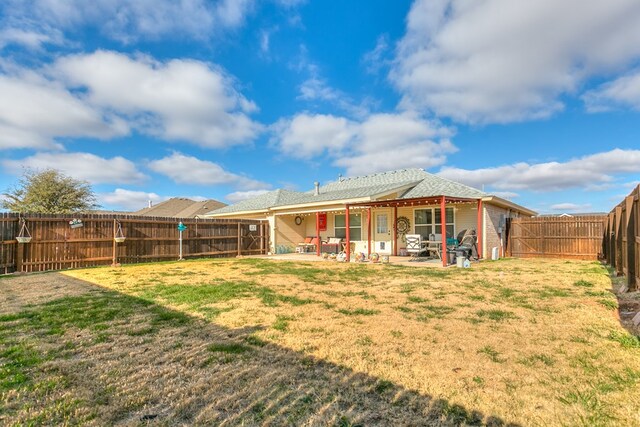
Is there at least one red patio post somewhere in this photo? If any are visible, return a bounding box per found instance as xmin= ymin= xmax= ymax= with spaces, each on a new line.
xmin=345 ymin=205 xmax=351 ymax=262
xmin=393 ymin=206 xmax=398 ymax=256
xmin=316 ymin=211 xmax=321 ymax=256
xmin=367 ymin=207 xmax=372 ymax=258
xmin=440 ymin=196 xmax=447 ymax=267
xmin=477 ymin=198 xmax=483 ymax=259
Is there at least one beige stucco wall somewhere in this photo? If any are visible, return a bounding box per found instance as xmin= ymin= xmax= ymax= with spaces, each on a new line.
xmin=273 ymin=215 xmax=306 ymax=250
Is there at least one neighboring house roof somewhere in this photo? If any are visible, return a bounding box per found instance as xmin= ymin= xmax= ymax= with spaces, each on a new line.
xmin=207 ymin=168 xmax=534 ymax=216
xmin=538 ymin=212 xmax=607 ymax=217
xmin=135 ymin=198 xmax=226 ymax=218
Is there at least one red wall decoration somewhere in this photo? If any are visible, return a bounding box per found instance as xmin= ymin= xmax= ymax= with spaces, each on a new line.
xmin=318 ymin=212 xmax=327 ymax=231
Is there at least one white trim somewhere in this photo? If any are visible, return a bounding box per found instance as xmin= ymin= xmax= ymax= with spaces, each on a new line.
xmin=334 ymin=211 xmax=362 ymax=241
xmin=411 ymin=205 xmax=456 ymax=237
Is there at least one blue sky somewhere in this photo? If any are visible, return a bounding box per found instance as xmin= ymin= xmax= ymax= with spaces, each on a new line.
xmin=1 ymin=0 xmax=639 ymax=214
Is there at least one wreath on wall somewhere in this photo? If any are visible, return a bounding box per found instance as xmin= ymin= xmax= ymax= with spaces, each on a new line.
xmin=396 ymin=216 xmax=411 ymax=241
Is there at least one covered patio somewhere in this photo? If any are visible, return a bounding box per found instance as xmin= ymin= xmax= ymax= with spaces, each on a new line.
xmin=309 ymin=195 xmax=483 ymax=267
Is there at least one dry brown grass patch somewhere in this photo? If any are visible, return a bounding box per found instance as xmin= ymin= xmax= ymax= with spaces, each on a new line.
xmin=1 ymin=258 xmax=639 ymax=425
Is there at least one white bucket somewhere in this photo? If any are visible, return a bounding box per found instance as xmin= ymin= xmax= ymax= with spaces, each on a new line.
xmin=491 ymin=247 xmax=499 ymax=260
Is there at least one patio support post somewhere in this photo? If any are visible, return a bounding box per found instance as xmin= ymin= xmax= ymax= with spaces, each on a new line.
xmin=316 ymin=212 xmax=321 ymax=256
xmin=477 ymin=198 xmax=483 ymax=259
xmin=393 ymin=206 xmax=398 ymax=256
xmin=367 ymin=207 xmax=372 ymax=258
xmin=345 ymin=205 xmax=351 ymax=262
xmin=441 ymin=196 xmax=447 ymax=267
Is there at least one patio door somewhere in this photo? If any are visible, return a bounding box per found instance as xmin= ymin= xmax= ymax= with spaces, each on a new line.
xmin=373 ymin=210 xmax=392 ymax=254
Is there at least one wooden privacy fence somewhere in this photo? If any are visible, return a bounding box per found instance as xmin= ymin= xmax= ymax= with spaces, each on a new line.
xmin=603 ymin=185 xmax=639 ymax=292
xmin=0 ymin=213 xmax=268 ymax=274
xmin=506 ymin=215 xmax=606 ymax=260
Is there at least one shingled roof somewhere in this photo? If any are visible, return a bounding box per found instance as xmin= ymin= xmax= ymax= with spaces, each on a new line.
xmin=208 ymin=169 xmax=490 ymax=216
xmin=135 ymin=198 xmax=226 ymax=218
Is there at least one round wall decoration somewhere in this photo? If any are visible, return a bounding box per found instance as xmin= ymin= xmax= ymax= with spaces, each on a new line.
xmin=294 ymin=215 xmax=303 ymax=225
xmin=396 ymin=216 xmax=410 ymax=235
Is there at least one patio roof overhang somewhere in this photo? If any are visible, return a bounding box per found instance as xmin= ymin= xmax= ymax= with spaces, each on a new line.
xmin=347 ymin=195 xmax=480 ymax=209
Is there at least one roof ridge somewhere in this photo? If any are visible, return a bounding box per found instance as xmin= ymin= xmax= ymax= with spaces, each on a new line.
xmin=337 ymin=168 xmax=424 ymax=182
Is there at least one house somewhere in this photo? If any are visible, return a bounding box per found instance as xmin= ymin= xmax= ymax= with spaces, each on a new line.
xmin=134 ymin=198 xmax=226 ymax=218
xmin=204 ymin=169 xmax=536 ymax=265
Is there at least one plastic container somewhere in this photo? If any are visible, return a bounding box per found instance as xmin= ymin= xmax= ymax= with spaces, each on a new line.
xmin=491 ymin=247 xmax=499 ymax=260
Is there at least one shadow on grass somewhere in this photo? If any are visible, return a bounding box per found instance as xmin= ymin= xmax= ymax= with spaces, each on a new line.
xmin=0 ymin=273 xmax=521 ymax=426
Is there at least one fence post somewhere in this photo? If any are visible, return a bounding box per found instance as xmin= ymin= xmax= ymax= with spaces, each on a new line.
xmin=615 ymin=206 xmax=623 ymax=276
xmin=237 ymin=223 xmax=242 ymax=256
xmin=15 ymin=241 xmax=24 ymax=273
xmin=112 ymin=219 xmax=117 ymax=266
xmin=259 ymin=222 xmax=264 ymax=254
xmin=625 ymin=195 xmax=636 ymax=290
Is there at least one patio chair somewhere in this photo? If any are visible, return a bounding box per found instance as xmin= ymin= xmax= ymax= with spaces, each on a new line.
xmin=425 ymin=233 xmax=442 ymax=260
xmin=405 ymin=234 xmax=424 ymax=260
xmin=321 ymin=237 xmax=342 ymax=253
xmin=456 ymin=229 xmax=479 ymax=261
xmin=296 ymin=237 xmax=318 ymax=253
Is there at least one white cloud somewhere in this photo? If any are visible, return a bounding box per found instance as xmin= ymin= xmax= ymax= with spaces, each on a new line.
xmin=362 ymin=34 xmax=390 ymax=75
xmin=226 ymin=190 xmax=271 ymax=203
xmin=148 ymin=152 xmax=269 ymax=190
xmin=438 ymin=149 xmax=640 ymax=192
xmin=99 ymin=188 xmax=168 ymax=211
xmin=550 ymin=203 xmax=592 ymax=212
xmin=272 ymin=112 xmax=456 ymax=175
xmin=260 ymin=30 xmax=271 ymax=53
xmin=272 ymin=114 xmax=355 ymax=158
xmin=0 ymin=73 xmax=127 ymax=150
xmin=392 ymin=0 xmax=640 ymax=123
xmin=583 ymin=69 xmax=640 ymax=111
xmin=53 ymin=50 xmax=262 ymax=148
xmin=2 ymin=152 xmax=146 ymax=184
xmin=2 ymin=0 xmax=254 ymax=43
xmin=0 ymin=27 xmax=63 ymax=50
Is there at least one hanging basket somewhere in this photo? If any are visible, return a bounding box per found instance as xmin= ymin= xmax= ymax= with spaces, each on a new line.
xmin=17 ymin=219 xmax=32 ymax=244
xmin=114 ymin=221 xmax=126 ymax=243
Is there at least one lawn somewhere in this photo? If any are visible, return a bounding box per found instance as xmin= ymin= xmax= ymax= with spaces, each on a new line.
xmin=1 ymin=258 xmax=639 ymax=426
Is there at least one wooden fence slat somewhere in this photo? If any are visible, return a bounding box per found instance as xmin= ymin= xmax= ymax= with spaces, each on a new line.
xmin=507 ymin=215 xmax=605 ymax=260
xmin=0 ymin=213 xmax=268 ymax=274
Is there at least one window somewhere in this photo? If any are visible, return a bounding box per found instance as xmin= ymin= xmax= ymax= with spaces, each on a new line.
xmin=435 ymin=207 xmax=455 ymax=237
xmin=414 ymin=207 xmax=455 ymax=238
xmin=414 ymin=209 xmax=433 ymax=239
xmin=376 ymin=213 xmax=388 ymax=234
xmin=335 ymin=213 xmax=362 ymax=241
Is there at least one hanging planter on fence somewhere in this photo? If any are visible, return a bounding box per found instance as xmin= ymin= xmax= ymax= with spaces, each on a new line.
xmin=114 ymin=221 xmax=126 ymax=243
xmin=16 ymin=218 xmax=32 ymax=243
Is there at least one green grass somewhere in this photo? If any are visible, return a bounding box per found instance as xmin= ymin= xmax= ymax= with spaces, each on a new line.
xmin=519 ymin=353 xmax=555 ymax=367
xmin=608 ymin=330 xmax=640 ymax=348
xmin=597 ymin=299 xmax=618 ymax=310
xmin=476 ymin=309 xmax=518 ymax=322
xmin=273 ymin=315 xmax=294 ymax=331
xmin=207 ymin=342 xmax=249 ymax=354
xmin=573 ymin=280 xmax=594 ymax=288
xmin=337 ymin=308 xmax=380 ymax=316
xmin=477 ymin=345 xmax=505 ymax=363
xmin=138 ymin=280 xmax=316 ymax=315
